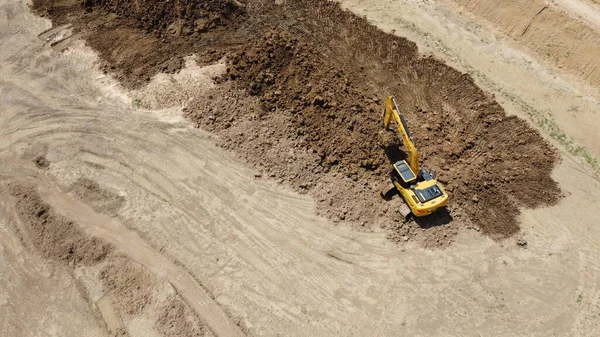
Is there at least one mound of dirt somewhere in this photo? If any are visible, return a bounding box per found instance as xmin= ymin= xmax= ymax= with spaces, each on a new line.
xmin=7 ymin=182 xmax=213 ymax=334
xmin=157 ymin=297 xmax=215 ymax=337
xmin=68 ymin=177 xmax=125 ymax=215
xmin=10 ymin=183 xmax=113 ymax=266
xmin=83 ymin=0 xmax=245 ymax=36
xmin=34 ymin=155 xmax=50 ymax=169
xmin=99 ymin=256 xmax=156 ymax=315
xmin=32 ymin=0 xmax=246 ymax=87
xmin=189 ymin=6 xmax=562 ymax=239
xmin=226 ymin=30 xmax=385 ymax=178
xmin=35 ymin=0 xmax=562 ymax=242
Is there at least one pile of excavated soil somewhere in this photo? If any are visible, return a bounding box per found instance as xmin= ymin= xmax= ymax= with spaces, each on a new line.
xmin=99 ymin=256 xmax=157 ymax=315
xmin=157 ymin=297 xmax=215 ymax=337
xmin=33 ymin=0 xmax=245 ymax=87
xmin=84 ymin=0 xmax=245 ymax=35
xmin=34 ymin=0 xmax=562 ymax=243
xmin=7 ymin=182 xmax=213 ymax=336
xmin=9 ymin=183 xmax=113 ymax=266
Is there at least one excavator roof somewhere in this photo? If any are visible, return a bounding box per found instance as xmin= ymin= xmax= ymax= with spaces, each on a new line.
xmin=414 ymin=184 xmax=445 ymax=203
xmin=393 ymin=160 xmax=417 ymax=184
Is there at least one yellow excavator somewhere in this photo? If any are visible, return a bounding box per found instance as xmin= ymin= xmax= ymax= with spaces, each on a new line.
xmin=382 ymin=96 xmax=448 ymax=217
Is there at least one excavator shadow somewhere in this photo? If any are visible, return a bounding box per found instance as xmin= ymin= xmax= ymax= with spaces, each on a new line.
xmin=413 ymin=208 xmax=453 ymax=229
xmin=380 ymin=185 xmax=397 ymax=201
xmin=383 ymin=143 xmax=407 ymax=165
xmin=379 ymin=143 xmax=405 ymax=201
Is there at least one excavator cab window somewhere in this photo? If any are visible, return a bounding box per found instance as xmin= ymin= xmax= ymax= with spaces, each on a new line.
xmin=415 ymin=184 xmax=444 ymax=203
xmin=390 ymin=168 xmax=409 ymax=189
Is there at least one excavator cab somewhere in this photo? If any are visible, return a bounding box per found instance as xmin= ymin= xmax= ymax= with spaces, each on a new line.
xmin=392 ymin=160 xmax=416 ymax=186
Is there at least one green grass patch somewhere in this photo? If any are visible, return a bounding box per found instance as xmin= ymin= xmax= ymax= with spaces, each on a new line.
xmin=132 ymin=98 xmax=142 ymax=108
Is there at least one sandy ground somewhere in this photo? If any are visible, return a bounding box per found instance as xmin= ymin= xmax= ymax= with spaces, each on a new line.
xmin=2 ymin=0 xmax=600 ymax=336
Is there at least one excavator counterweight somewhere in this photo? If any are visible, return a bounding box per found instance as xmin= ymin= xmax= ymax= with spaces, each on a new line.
xmin=382 ymin=96 xmax=448 ymax=217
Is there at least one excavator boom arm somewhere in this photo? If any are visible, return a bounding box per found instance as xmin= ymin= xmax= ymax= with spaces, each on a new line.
xmin=383 ymin=96 xmax=419 ymax=174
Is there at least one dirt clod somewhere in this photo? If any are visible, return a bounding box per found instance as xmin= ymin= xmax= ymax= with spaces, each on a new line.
xmin=34 ymin=155 xmax=50 ymax=169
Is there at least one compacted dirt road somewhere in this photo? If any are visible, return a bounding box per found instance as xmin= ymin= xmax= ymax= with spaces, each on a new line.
xmin=2 ymin=0 xmax=600 ymax=336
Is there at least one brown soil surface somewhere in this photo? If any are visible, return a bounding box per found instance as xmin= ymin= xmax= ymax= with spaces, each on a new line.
xmin=33 ymin=0 xmax=562 ymax=243
xmin=32 ymin=0 xmax=244 ymax=87
xmin=99 ymin=256 xmax=156 ymax=315
xmin=157 ymin=297 xmax=215 ymax=337
xmin=9 ymin=183 xmax=113 ymax=266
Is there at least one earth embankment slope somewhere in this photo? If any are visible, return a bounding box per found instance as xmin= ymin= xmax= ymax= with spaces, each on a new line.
xmin=451 ymin=0 xmax=600 ymax=86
